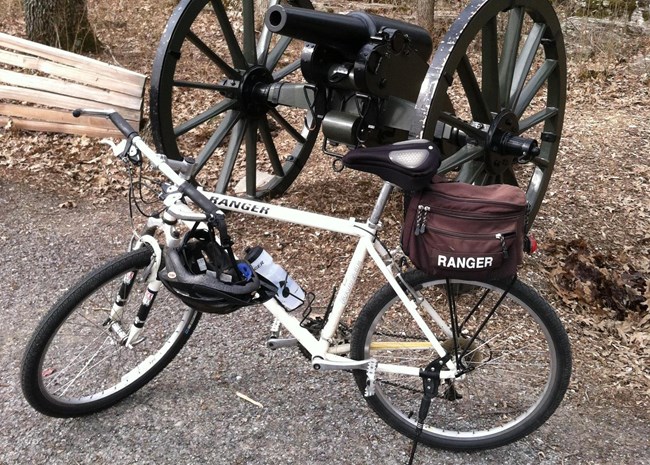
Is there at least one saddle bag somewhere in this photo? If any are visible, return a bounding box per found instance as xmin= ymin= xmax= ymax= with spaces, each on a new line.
xmin=402 ymin=178 xmax=529 ymax=281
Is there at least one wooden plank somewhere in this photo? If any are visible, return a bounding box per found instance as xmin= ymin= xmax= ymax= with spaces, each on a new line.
xmin=0 ymin=48 xmax=145 ymax=98
xmin=0 ymin=84 xmax=141 ymax=122
xmin=0 ymin=116 xmax=122 ymax=138
xmin=0 ymin=32 xmax=145 ymax=89
xmin=0 ymin=103 xmax=137 ymax=130
xmin=0 ymin=68 xmax=142 ymax=111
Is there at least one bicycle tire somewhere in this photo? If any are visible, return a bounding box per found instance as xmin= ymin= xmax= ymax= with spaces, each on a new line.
xmin=21 ymin=247 xmax=201 ymax=417
xmin=350 ymin=270 xmax=571 ymax=451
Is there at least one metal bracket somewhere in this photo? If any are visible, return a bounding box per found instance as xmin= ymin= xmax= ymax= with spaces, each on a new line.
xmin=267 ymin=338 xmax=299 ymax=350
xmin=311 ymin=357 xmax=375 ymax=372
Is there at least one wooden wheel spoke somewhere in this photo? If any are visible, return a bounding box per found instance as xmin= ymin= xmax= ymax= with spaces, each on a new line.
xmin=456 ymin=160 xmax=488 ymax=184
xmin=514 ymin=59 xmax=557 ymax=118
xmin=193 ymin=110 xmax=241 ymax=173
xmin=216 ymin=119 xmax=247 ymax=193
xmin=172 ymin=80 xmax=235 ymax=92
xmin=458 ymin=54 xmax=492 ymax=123
xmin=210 ymin=0 xmax=247 ymax=69
xmin=439 ymin=144 xmax=485 ymax=173
xmin=257 ymin=0 xmax=282 ymax=66
xmin=498 ymin=7 xmax=524 ymax=109
xmin=187 ymin=31 xmax=239 ymax=80
xmin=482 ymin=17 xmax=500 ymax=113
xmin=500 ymin=166 xmax=519 ymax=186
xmin=509 ymin=23 xmax=546 ymax=110
xmin=245 ymin=119 xmax=258 ymax=195
xmin=260 ymin=118 xmax=285 ymax=176
xmin=439 ymin=112 xmax=486 ymax=141
xmin=151 ymin=0 xmax=318 ymax=198
xmin=519 ymin=107 xmax=558 ymax=133
xmin=273 ymin=58 xmax=300 ymax=81
xmin=174 ymin=99 xmax=236 ymax=137
xmin=267 ymin=36 xmax=293 ymax=72
xmin=269 ymin=108 xmax=306 ymax=144
xmin=242 ymin=0 xmax=256 ymax=65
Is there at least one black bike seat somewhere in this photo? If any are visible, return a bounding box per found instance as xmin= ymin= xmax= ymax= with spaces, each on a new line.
xmin=342 ymin=139 xmax=441 ymax=191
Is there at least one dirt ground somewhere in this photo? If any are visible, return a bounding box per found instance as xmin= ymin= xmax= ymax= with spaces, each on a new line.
xmin=0 ymin=1 xmax=649 ymax=464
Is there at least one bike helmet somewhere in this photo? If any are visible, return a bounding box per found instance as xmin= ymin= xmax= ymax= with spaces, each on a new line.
xmin=159 ymin=228 xmax=270 ymax=314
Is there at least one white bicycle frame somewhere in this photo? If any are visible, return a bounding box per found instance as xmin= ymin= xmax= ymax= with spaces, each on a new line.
xmin=110 ymin=127 xmax=459 ymax=381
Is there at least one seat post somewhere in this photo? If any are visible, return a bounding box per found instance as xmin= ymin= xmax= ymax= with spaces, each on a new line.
xmin=368 ymin=182 xmax=395 ymax=229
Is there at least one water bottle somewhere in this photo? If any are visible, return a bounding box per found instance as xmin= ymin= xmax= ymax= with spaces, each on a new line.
xmin=245 ymin=246 xmax=305 ymax=310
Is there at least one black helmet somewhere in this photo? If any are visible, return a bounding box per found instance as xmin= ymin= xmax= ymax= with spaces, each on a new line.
xmin=159 ymin=228 xmax=267 ymax=314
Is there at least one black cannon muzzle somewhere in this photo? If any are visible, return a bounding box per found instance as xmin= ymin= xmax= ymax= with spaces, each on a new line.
xmin=265 ymin=5 xmax=433 ymax=61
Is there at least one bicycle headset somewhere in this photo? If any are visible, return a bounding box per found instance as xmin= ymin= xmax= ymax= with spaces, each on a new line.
xmin=158 ymin=227 xmax=271 ymax=314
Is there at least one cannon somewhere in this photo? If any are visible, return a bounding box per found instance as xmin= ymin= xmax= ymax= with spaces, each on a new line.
xmin=150 ymin=0 xmax=566 ymax=228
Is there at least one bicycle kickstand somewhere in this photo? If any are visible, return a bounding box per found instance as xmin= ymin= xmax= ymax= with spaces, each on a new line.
xmin=407 ymin=355 xmax=450 ymax=465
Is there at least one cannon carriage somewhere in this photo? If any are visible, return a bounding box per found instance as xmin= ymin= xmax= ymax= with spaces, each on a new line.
xmin=150 ymin=0 xmax=565 ymax=229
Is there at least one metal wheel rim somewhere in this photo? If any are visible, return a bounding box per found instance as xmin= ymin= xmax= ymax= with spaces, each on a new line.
xmin=411 ymin=0 xmax=566 ymax=228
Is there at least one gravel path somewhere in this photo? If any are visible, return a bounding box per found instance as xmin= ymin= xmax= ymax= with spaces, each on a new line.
xmin=1 ymin=178 xmax=648 ymax=465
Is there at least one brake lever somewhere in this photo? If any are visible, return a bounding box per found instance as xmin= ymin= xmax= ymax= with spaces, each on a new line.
xmin=100 ymin=138 xmax=142 ymax=165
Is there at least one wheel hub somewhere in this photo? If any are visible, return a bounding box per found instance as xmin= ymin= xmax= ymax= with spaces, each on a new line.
xmin=220 ymin=66 xmax=275 ymax=117
xmin=485 ymin=110 xmax=540 ymax=175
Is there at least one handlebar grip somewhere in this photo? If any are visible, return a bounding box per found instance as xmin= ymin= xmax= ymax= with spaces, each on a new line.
xmin=72 ymin=109 xmax=137 ymax=138
xmin=178 ymin=182 xmax=221 ymax=221
xmin=108 ymin=112 xmax=138 ymax=139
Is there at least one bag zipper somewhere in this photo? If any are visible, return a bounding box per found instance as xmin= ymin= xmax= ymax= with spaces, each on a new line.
xmin=414 ymin=205 xmax=431 ymax=236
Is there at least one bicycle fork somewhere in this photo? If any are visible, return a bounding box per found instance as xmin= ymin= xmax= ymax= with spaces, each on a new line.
xmin=104 ymin=236 xmax=163 ymax=348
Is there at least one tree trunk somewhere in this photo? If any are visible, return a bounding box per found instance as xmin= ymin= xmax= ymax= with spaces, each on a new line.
xmin=23 ymin=0 xmax=101 ymax=53
xmin=417 ymin=0 xmax=436 ymax=35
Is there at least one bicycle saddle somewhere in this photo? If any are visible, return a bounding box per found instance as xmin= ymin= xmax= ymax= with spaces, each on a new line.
xmin=342 ymin=139 xmax=441 ymax=191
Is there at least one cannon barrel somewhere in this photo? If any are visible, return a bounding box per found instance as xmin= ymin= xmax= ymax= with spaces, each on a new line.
xmin=265 ymin=5 xmax=433 ymax=60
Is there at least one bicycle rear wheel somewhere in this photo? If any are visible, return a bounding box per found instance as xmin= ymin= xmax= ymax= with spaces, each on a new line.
xmin=350 ymin=270 xmax=571 ymax=451
xmin=21 ymin=247 xmax=201 ymax=417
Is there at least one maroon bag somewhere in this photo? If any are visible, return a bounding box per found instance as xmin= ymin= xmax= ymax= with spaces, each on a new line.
xmin=402 ymin=178 xmax=528 ymax=281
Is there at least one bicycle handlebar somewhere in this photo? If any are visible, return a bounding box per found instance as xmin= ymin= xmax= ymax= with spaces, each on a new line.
xmin=73 ymin=108 xmax=222 ymax=223
xmin=72 ymin=109 xmax=138 ymax=139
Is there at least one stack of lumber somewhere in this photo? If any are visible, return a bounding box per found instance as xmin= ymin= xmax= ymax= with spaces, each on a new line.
xmin=0 ymin=32 xmax=146 ymax=138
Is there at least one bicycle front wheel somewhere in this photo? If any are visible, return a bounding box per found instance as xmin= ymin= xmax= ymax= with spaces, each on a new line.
xmin=21 ymin=247 xmax=201 ymax=417
xmin=350 ymin=270 xmax=571 ymax=451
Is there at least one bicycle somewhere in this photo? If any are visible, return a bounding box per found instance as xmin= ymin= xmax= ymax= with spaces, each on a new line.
xmin=21 ymin=110 xmax=571 ymax=455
